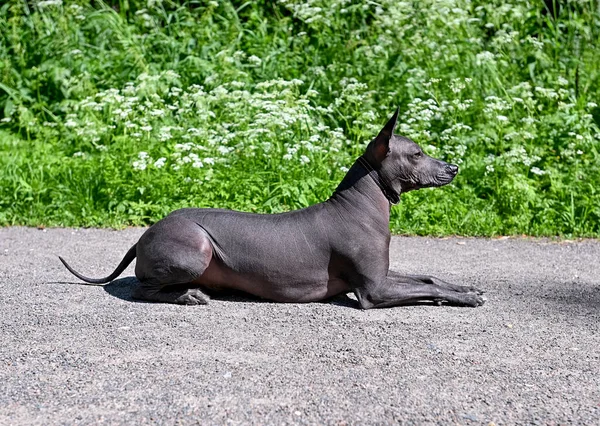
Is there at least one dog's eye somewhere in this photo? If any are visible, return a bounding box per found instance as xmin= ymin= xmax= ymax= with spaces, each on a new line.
xmin=413 ymin=151 xmax=423 ymax=158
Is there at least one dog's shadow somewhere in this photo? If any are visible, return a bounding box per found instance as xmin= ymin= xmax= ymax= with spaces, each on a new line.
xmin=103 ymin=276 xmax=139 ymax=302
xmin=55 ymin=278 xmax=475 ymax=308
xmin=80 ymin=277 xmax=360 ymax=308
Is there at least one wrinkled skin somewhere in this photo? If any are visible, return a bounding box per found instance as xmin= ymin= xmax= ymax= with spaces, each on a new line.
xmin=60 ymin=108 xmax=485 ymax=309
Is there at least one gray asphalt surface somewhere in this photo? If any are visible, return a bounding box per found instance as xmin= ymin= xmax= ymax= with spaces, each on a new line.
xmin=1 ymin=227 xmax=599 ymax=425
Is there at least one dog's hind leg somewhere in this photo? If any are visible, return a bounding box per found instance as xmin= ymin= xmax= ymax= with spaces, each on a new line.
xmin=131 ymin=216 xmax=215 ymax=305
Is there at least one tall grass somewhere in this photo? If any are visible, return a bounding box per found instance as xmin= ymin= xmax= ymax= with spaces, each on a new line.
xmin=1 ymin=0 xmax=599 ymax=235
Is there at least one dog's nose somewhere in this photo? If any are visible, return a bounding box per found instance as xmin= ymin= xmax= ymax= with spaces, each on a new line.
xmin=445 ymin=164 xmax=459 ymax=175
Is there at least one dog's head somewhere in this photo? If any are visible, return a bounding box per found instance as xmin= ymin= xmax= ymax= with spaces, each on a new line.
xmin=363 ymin=108 xmax=458 ymax=197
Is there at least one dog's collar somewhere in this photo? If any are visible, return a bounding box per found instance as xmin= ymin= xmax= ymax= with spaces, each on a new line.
xmin=357 ymin=156 xmax=400 ymax=205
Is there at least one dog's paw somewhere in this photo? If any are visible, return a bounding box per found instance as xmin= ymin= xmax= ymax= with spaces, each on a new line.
xmin=463 ymin=285 xmax=485 ymax=295
xmin=176 ymin=288 xmax=210 ymax=305
xmin=436 ymin=292 xmax=486 ymax=307
xmin=461 ymin=292 xmax=486 ymax=307
xmin=449 ymin=283 xmax=485 ymax=294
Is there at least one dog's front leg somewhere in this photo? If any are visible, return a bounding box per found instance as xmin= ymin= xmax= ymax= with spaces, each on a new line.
xmin=354 ymin=275 xmax=485 ymax=309
xmin=387 ymin=271 xmax=484 ymax=295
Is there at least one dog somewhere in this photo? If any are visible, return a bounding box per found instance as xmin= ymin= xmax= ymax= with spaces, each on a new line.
xmin=60 ymin=109 xmax=484 ymax=309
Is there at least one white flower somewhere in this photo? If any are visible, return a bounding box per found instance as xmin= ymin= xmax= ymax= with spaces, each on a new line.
xmin=65 ymin=119 xmax=77 ymax=128
xmin=158 ymin=131 xmax=172 ymax=142
xmin=475 ymin=51 xmax=496 ymax=65
xmin=535 ymin=87 xmax=558 ymax=99
xmin=530 ymin=167 xmax=546 ymax=176
xmin=132 ymin=160 xmax=147 ymax=171
xmin=300 ymin=155 xmax=310 ymax=165
xmin=248 ymin=55 xmax=262 ymax=66
xmin=204 ymin=157 xmax=215 ymax=165
xmin=182 ymin=153 xmax=199 ymax=164
xmin=175 ymin=143 xmax=193 ymax=151
xmin=521 ymin=117 xmax=536 ymax=125
xmin=154 ymin=157 xmax=166 ymax=168
xmin=150 ymin=109 xmax=165 ymax=117
xmin=37 ymin=0 xmax=63 ymax=8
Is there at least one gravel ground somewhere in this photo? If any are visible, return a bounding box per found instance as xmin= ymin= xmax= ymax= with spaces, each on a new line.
xmin=0 ymin=226 xmax=599 ymax=425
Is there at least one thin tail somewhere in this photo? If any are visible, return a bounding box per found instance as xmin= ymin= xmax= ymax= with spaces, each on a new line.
xmin=59 ymin=244 xmax=137 ymax=285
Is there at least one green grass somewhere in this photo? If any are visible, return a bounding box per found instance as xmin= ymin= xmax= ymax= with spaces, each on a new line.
xmin=1 ymin=0 xmax=600 ymax=236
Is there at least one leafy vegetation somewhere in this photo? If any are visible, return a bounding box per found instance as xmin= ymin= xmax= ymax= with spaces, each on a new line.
xmin=1 ymin=0 xmax=599 ymax=235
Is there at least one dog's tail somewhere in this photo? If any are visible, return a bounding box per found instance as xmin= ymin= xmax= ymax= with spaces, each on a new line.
xmin=59 ymin=244 xmax=137 ymax=285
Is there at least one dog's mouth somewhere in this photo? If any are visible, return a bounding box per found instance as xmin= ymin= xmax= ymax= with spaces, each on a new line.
xmin=435 ymin=171 xmax=457 ymax=186
xmin=434 ymin=164 xmax=458 ymax=187
xmin=400 ymin=163 xmax=458 ymax=192
xmin=414 ymin=171 xmax=457 ymax=190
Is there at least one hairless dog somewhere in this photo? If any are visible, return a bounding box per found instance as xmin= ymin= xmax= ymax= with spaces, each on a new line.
xmin=60 ymin=109 xmax=485 ymax=309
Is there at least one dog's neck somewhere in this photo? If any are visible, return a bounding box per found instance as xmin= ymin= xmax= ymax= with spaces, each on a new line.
xmin=328 ymin=158 xmax=395 ymax=229
xmin=355 ymin=156 xmax=400 ymax=204
xmin=333 ymin=157 xmax=400 ymax=205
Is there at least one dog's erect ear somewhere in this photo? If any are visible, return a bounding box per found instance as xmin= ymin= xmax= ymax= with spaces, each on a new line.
xmin=368 ymin=108 xmax=399 ymax=164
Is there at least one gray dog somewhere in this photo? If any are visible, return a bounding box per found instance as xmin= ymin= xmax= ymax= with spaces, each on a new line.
xmin=60 ymin=109 xmax=484 ymax=309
